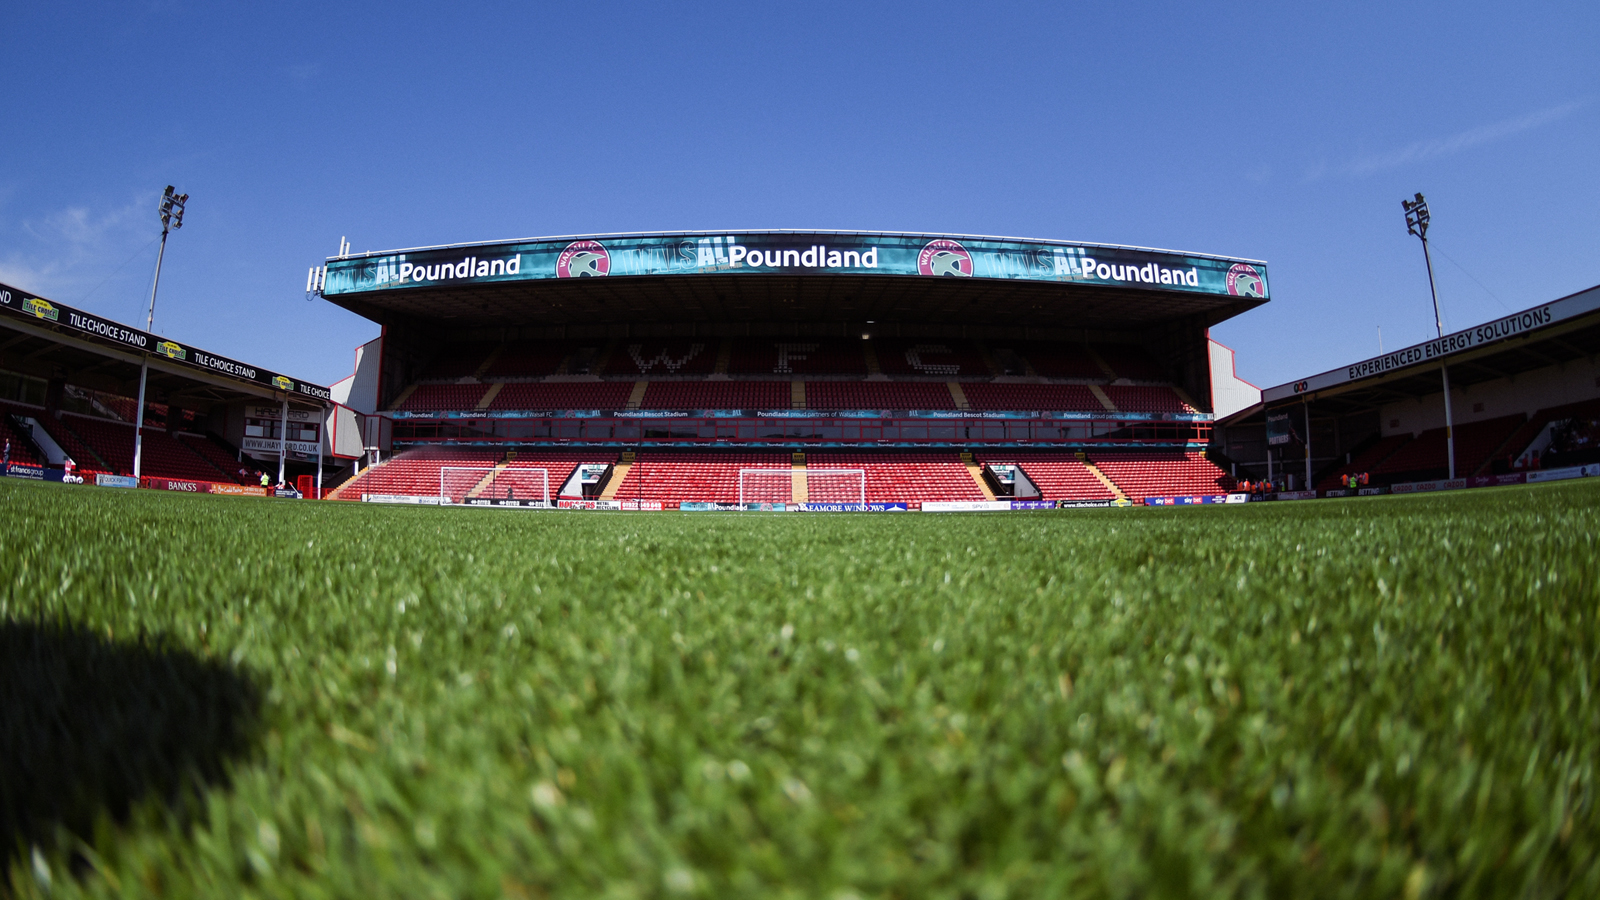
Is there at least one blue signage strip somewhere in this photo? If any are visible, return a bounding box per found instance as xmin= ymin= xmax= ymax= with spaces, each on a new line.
xmin=324 ymin=231 xmax=1268 ymax=301
xmin=0 ymin=281 xmax=330 ymax=401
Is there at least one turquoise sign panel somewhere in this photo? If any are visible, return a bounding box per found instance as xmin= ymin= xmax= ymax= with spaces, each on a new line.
xmin=323 ymin=232 xmax=1268 ymax=301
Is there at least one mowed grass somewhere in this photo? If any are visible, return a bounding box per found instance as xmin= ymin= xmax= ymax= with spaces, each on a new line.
xmin=3 ymin=478 xmax=1599 ymax=899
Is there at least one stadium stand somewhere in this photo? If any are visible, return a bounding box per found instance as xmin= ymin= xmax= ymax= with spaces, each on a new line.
xmin=483 ymin=341 xmax=577 ymax=379
xmin=1094 ymin=344 xmax=1168 ymax=380
xmin=1015 ymin=343 xmax=1105 ymax=379
xmin=807 ymin=452 xmax=986 ymax=503
xmin=418 ymin=342 xmax=497 ymax=380
xmin=1102 ymin=385 xmax=1195 ymax=414
xmin=1090 ymin=451 xmax=1234 ymax=499
xmin=1316 ymin=433 xmax=1413 ymax=492
xmin=397 ymin=383 xmax=490 ymax=411
xmin=30 ymin=414 xmax=108 ymax=475
xmin=180 ymin=434 xmax=263 ymax=484
xmin=611 ymin=452 xmax=789 ymax=504
xmin=640 ymin=381 xmax=789 ymax=410
xmin=334 ymin=447 xmax=607 ymax=502
xmin=1491 ymin=398 xmax=1600 ymax=473
xmin=136 ymin=430 xmax=236 ymax=483
xmin=727 ymin=339 xmax=869 ymax=376
xmin=0 ymin=408 xmax=43 ymax=468
xmin=41 ymin=412 xmax=240 ymax=481
xmin=55 ymin=414 xmax=136 ymax=474
xmin=337 ymin=446 xmax=507 ymax=497
xmin=960 ymin=383 xmax=1102 ymax=412
xmin=873 ymin=340 xmax=989 ymax=378
xmin=488 ymin=382 xmax=635 ymax=410
xmin=613 ymin=341 xmax=718 ymax=376
xmin=987 ymin=454 xmax=1116 ymax=500
xmin=501 ymin=451 xmax=602 ymax=490
xmin=804 ymin=381 xmax=956 ymax=410
xmin=1373 ymin=414 xmax=1526 ymax=481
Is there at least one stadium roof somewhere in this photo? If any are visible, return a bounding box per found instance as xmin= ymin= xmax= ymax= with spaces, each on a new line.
xmin=0 ymin=281 xmax=331 ymax=408
xmin=319 ymin=230 xmax=1270 ymax=331
xmin=1238 ymin=283 xmax=1600 ymax=419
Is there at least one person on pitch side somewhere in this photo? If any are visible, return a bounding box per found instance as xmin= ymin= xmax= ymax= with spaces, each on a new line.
xmin=260 ymin=472 xmax=271 ymax=491
xmin=3 ymin=439 xmax=9 ymax=468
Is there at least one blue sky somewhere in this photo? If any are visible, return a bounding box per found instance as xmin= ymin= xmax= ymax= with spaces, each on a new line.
xmin=3 ymin=1 xmax=1595 ymax=392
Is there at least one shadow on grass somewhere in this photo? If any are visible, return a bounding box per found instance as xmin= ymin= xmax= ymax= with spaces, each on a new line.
xmin=0 ymin=620 xmax=262 ymax=880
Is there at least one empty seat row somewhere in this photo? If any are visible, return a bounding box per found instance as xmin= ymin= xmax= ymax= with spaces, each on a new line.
xmin=412 ymin=339 xmax=1171 ymax=381
xmin=806 ymin=453 xmax=985 ymax=503
xmin=395 ymin=379 xmax=1193 ymax=414
xmin=611 ymin=453 xmax=789 ymax=504
xmin=1090 ymin=452 xmax=1233 ymax=499
xmin=1374 ymin=414 xmax=1525 ymax=477
xmin=986 ymin=454 xmax=1115 ymax=500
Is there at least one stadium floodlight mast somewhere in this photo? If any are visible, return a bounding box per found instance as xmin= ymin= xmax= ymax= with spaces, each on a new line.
xmin=1401 ymin=192 xmax=1456 ymax=479
xmin=132 ymin=185 xmax=188 ymax=480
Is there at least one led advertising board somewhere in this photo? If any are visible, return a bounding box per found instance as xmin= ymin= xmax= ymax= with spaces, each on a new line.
xmin=0 ymin=282 xmax=331 ymax=401
xmin=323 ymin=231 xmax=1269 ymax=301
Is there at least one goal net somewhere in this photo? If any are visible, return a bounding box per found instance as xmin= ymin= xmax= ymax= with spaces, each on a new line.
xmin=804 ymin=468 xmax=867 ymax=506
xmin=440 ymin=466 xmax=549 ymax=506
xmin=738 ymin=468 xmax=793 ymax=506
xmin=740 ymin=468 xmax=867 ymax=506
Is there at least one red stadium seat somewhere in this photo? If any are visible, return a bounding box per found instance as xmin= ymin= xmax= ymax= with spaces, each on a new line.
xmin=984 ymin=454 xmax=1115 ymax=500
xmin=1090 ymin=451 xmax=1233 ymax=500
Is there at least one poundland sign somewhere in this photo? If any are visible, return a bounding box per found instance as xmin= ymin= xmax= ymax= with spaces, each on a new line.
xmin=323 ymin=231 xmax=1269 ymax=300
xmin=1264 ymin=285 xmax=1600 ymax=402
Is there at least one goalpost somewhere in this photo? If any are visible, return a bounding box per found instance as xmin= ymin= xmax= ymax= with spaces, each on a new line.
xmin=440 ymin=466 xmax=549 ymax=506
xmin=739 ymin=467 xmax=866 ymax=506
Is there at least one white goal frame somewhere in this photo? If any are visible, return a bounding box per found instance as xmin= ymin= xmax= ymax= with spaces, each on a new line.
xmin=739 ymin=467 xmax=866 ymax=506
xmin=440 ymin=466 xmax=549 ymax=506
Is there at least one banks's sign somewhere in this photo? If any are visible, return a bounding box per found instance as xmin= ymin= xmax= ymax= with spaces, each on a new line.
xmin=0 ymin=282 xmax=331 ymax=401
xmin=1264 ymin=285 xmax=1600 ymax=402
xmin=324 ymin=232 xmax=1268 ymax=301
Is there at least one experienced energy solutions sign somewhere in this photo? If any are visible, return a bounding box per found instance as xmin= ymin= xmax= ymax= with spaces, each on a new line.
xmin=0 ymin=282 xmax=331 ymax=401
xmin=1262 ymin=285 xmax=1600 ymax=403
xmin=323 ymin=231 xmax=1270 ymax=301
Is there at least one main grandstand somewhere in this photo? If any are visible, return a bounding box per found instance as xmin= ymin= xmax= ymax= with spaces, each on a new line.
xmin=317 ymin=230 xmax=1268 ymax=507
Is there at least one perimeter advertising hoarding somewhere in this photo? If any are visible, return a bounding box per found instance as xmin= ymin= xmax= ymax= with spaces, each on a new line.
xmin=323 ymin=232 xmax=1269 ymax=301
xmin=0 ymin=281 xmax=332 ymax=402
xmin=1264 ymin=285 xmax=1600 ymax=403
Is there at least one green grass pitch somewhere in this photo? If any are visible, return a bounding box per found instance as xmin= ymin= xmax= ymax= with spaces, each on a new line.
xmin=3 ymin=477 xmax=1598 ymax=898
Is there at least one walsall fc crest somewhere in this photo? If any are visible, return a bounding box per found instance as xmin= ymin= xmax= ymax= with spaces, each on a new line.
xmin=556 ymin=240 xmax=610 ymax=278
xmin=918 ymin=239 xmax=972 ymax=277
xmin=1226 ymin=263 xmax=1266 ymax=298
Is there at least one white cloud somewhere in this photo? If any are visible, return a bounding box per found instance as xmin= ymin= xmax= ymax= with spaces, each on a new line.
xmin=1344 ymin=101 xmax=1583 ymax=178
xmin=286 ymin=62 xmax=320 ymax=87
xmin=0 ymin=193 xmax=160 ymax=310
